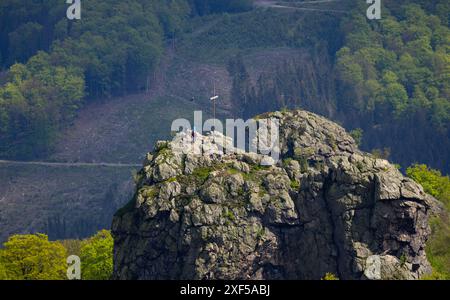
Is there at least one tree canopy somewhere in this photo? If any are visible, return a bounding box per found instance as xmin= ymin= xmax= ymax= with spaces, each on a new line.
xmin=0 ymin=0 xmax=192 ymax=159
xmin=0 ymin=230 xmax=114 ymax=280
xmin=79 ymin=230 xmax=114 ymax=280
xmin=407 ymin=164 xmax=450 ymax=210
xmin=407 ymin=164 xmax=450 ymax=280
xmin=0 ymin=233 xmax=67 ymax=280
xmin=0 ymin=0 xmax=256 ymax=160
xmin=336 ymin=2 xmax=450 ymax=132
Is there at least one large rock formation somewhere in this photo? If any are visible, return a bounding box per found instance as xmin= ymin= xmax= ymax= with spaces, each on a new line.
xmin=112 ymin=110 xmax=437 ymax=280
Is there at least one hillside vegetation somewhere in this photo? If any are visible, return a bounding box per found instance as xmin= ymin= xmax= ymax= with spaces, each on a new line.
xmin=0 ymin=0 xmax=187 ymax=158
xmin=335 ymin=1 xmax=450 ymax=170
xmin=194 ymin=0 xmax=450 ymax=172
xmin=0 ymin=0 xmax=448 ymax=173
xmin=0 ymin=162 xmax=448 ymax=280
xmin=0 ymin=230 xmax=113 ymax=280
xmin=0 ymin=0 xmax=251 ymax=159
xmin=406 ymin=164 xmax=450 ymax=279
xmin=0 ymin=0 xmax=448 ymax=275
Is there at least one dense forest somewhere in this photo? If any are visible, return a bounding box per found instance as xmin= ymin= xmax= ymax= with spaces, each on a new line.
xmin=0 ymin=230 xmax=113 ymax=280
xmin=1 ymin=0 xmax=448 ymax=173
xmin=226 ymin=0 xmax=450 ymax=173
xmin=0 ymin=0 xmax=448 ymax=280
xmin=188 ymin=0 xmax=253 ymax=15
xmin=0 ymin=0 xmax=252 ymax=159
xmin=335 ymin=1 xmax=449 ymax=170
xmin=0 ymin=0 xmax=186 ymax=158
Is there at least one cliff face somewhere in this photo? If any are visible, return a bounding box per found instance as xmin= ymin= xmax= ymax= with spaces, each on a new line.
xmin=112 ymin=110 xmax=436 ymax=280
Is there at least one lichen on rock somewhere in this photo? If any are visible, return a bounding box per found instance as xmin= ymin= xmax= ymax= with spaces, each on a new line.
xmin=112 ymin=110 xmax=437 ymax=280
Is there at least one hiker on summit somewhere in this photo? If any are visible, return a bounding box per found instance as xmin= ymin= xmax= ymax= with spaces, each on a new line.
xmin=192 ymin=126 xmax=196 ymax=143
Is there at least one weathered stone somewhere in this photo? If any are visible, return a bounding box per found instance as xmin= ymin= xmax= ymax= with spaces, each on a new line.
xmin=112 ymin=110 xmax=436 ymax=280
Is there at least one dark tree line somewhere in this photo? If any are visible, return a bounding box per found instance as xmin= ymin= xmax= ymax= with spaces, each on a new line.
xmin=0 ymin=0 xmax=260 ymax=159
xmin=0 ymin=0 xmax=191 ymax=159
xmin=188 ymin=0 xmax=253 ymax=16
xmin=226 ymin=0 xmax=449 ymax=173
xmin=0 ymin=0 xmax=66 ymax=67
xmin=334 ymin=1 xmax=449 ymax=171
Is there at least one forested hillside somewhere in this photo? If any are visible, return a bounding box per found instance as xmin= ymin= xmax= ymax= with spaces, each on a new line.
xmin=0 ymin=0 xmax=188 ymax=158
xmin=335 ymin=1 xmax=450 ymax=171
xmin=0 ymin=230 xmax=113 ymax=280
xmin=225 ymin=0 xmax=450 ymax=173
xmin=0 ymin=0 xmax=252 ymax=159
xmin=0 ymin=0 xmax=448 ymax=280
xmin=1 ymin=0 xmax=448 ymax=173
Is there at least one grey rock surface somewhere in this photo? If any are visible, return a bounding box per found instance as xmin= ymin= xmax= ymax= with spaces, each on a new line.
xmin=112 ymin=110 xmax=436 ymax=280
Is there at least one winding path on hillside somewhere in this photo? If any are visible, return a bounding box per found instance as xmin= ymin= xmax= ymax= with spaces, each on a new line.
xmin=254 ymin=0 xmax=348 ymax=13
xmin=0 ymin=160 xmax=141 ymax=168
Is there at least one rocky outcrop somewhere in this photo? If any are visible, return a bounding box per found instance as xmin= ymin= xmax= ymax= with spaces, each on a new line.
xmin=112 ymin=110 xmax=437 ymax=280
